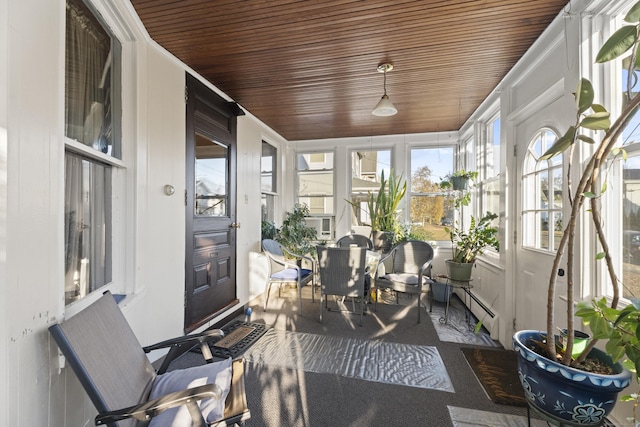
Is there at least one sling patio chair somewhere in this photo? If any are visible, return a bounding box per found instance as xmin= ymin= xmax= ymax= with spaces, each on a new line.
xmin=374 ymin=240 xmax=434 ymax=324
xmin=261 ymin=239 xmax=315 ymax=313
xmin=49 ymin=291 xmax=250 ymax=427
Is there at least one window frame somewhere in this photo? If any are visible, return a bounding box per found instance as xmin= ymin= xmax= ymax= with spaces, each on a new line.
xmin=521 ymin=127 xmax=562 ymax=252
xmin=408 ymin=145 xmax=456 ymax=242
xmin=63 ymin=0 xmax=134 ymax=311
xmin=348 ymin=148 xmax=393 ymax=230
xmin=295 ymin=150 xmax=335 ymax=216
xmin=261 ymin=140 xmax=278 ymax=224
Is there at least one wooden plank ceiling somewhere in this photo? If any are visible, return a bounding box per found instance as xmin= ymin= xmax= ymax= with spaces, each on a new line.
xmin=131 ymin=0 xmax=569 ymax=141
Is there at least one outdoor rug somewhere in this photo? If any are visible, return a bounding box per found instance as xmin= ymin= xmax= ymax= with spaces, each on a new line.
xmin=243 ymin=329 xmax=454 ymax=392
xmin=429 ymin=295 xmax=499 ymax=347
xmin=461 ymin=347 xmax=527 ymax=407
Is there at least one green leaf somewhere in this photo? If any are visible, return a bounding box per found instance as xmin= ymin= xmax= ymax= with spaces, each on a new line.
xmin=575 ymin=307 xmax=597 ymax=317
xmin=596 ymin=252 xmax=606 ymax=260
xmin=584 ymin=192 xmax=596 ymax=198
xmin=591 ymin=315 xmax=612 ymax=339
xmin=577 ymin=135 xmax=596 ymax=144
xmin=541 ymin=126 xmax=576 ymax=159
xmin=596 ymin=25 xmax=638 ymax=63
xmin=621 ymin=394 xmax=637 ymax=402
xmin=591 ymin=103 xmax=608 ymax=113
xmin=580 ymin=112 xmax=611 ymax=130
xmin=625 ymin=0 xmax=640 ymax=22
xmin=576 ymin=78 xmax=594 ymax=114
xmin=474 ymin=321 xmax=483 ymax=334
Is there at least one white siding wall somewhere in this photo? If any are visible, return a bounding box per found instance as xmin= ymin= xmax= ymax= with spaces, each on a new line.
xmin=1 ymin=0 xmax=282 ymax=424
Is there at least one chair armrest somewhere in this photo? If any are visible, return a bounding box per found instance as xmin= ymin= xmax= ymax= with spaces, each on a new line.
xmin=95 ymin=383 xmax=222 ymax=426
xmin=378 ymin=248 xmax=395 ymax=267
xmin=144 ymin=329 xmax=225 ymax=374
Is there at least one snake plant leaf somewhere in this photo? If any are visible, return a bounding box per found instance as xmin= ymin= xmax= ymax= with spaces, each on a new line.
xmin=595 ymin=25 xmax=638 ymax=63
xmin=576 ymin=78 xmax=594 ymax=114
xmin=540 ymin=126 xmax=576 ymax=159
xmin=625 ymin=0 xmax=640 ymax=23
xmin=580 ymin=111 xmax=611 ymax=130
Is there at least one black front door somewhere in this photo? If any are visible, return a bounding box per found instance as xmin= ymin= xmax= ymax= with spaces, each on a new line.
xmin=185 ymin=74 xmax=238 ymax=332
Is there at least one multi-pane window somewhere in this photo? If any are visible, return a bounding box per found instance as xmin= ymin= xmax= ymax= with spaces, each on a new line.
xmin=522 ymin=129 xmax=562 ymax=251
xmin=409 ymin=147 xmax=454 ymax=241
xmin=296 ymin=151 xmax=334 ymax=214
xmin=349 ymin=149 xmax=391 ymax=227
xmin=478 ymin=116 xmax=500 ymax=226
xmin=261 ymin=141 xmax=277 ymax=224
xmin=64 ymin=0 xmax=121 ymax=305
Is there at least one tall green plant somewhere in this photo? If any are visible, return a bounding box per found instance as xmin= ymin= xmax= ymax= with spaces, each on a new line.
xmin=537 ymin=0 xmax=640 ymax=383
xmin=366 ymin=170 xmax=407 ymax=233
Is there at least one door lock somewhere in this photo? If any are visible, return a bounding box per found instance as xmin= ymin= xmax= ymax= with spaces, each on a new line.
xmin=230 ymin=222 xmax=241 ymax=229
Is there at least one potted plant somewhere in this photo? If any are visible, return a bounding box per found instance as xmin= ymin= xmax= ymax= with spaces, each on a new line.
xmin=512 ymin=6 xmax=640 ymax=425
xmin=440 ymin=169 xmax=478 ymax=191
xmin=444 ymin=212 xmax=499 ymax=282
xmin=349 ymin=170 xmax=407 ymax=252
xmin=277 ymin=203 xmax=318 ymax=260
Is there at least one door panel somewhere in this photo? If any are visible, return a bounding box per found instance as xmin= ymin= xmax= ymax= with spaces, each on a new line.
xmin=185 ymin=74 xmax=238 ymax=332
xmin=514 ymin=95 xmax=569 ymax=332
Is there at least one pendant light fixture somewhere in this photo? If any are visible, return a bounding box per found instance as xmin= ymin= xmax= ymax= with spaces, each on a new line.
xmin=371 ymin=63 xmax=397 ymax=117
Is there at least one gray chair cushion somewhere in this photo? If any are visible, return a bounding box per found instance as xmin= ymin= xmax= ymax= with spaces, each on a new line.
xmin=149 ymin=357 xmax=233 ymax=426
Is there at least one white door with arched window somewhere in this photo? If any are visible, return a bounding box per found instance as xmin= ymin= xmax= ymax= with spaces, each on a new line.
xmin=513 ymin=97 xmax=570 ymax=332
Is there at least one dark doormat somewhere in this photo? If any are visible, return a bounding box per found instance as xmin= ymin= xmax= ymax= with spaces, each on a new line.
xmin=193 ymin=320 xmax=269 ymax=359
xmin=461 ymin=346 xmax=527 ymax=407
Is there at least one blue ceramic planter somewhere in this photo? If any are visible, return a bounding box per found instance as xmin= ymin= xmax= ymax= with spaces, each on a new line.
xmin=513 ymin=330 xmax=632 ymax=426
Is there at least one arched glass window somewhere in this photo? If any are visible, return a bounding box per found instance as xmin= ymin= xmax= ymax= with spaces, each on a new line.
xmin=522 ymin=129 xmax=562 ymax=251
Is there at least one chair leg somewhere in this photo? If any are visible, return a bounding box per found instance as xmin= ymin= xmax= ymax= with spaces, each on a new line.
xmin=298 ymin=281 xmax=303 ymax=314
xmin=263 ymin=281 xmax=273 ymax=311
xmin=319 ymin=293 xmax=324 ymax=323
xmin=375 ymin=288 xmax=379 ymax=312
xmin=417 ymin=292 xmax=421 ymax=324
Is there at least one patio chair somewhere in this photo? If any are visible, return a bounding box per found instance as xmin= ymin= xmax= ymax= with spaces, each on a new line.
xmin=316 ymin=245 xmax=368 ymax=326
xmin=49 ymin=291 xmax=250 ymax=427
xmin=374 ymin=240 xmax=434 ymax=324
xmin=335 ymin=234 xmax=373 ymax=249
xmin=261 ymin=239 xmax=315 ymax=313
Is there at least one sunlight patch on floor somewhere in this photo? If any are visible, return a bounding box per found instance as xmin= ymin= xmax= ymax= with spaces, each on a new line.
xmin=448 ymin=406 xmax=547 ymax=426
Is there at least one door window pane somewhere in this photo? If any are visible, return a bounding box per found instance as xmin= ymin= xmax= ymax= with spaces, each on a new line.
xmin=522 ymin=128 xmax=561 ymax=251
xmin=195 ymin=133 xmax=228 ymax=217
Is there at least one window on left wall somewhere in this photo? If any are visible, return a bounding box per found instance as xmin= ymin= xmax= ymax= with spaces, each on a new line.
xmin=64 ymin=0 xmax=121 ymax=305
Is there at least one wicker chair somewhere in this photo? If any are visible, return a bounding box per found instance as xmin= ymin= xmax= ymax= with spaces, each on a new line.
xmin=316 ymin=245 xmax=368 ymax=326
xmin=261 ymin=239 xmax=316 ymax=313
xmin=335 ymin=234 xmax=373 ymax=249
xmin=374 ymin=240 xmax=434 ymax=323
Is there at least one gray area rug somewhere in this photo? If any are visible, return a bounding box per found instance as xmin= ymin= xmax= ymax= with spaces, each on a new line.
xmin=243 ymin=329 xmax=454 ymax=392
xmin=428 ymin=294 xmax=499 ymax=347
